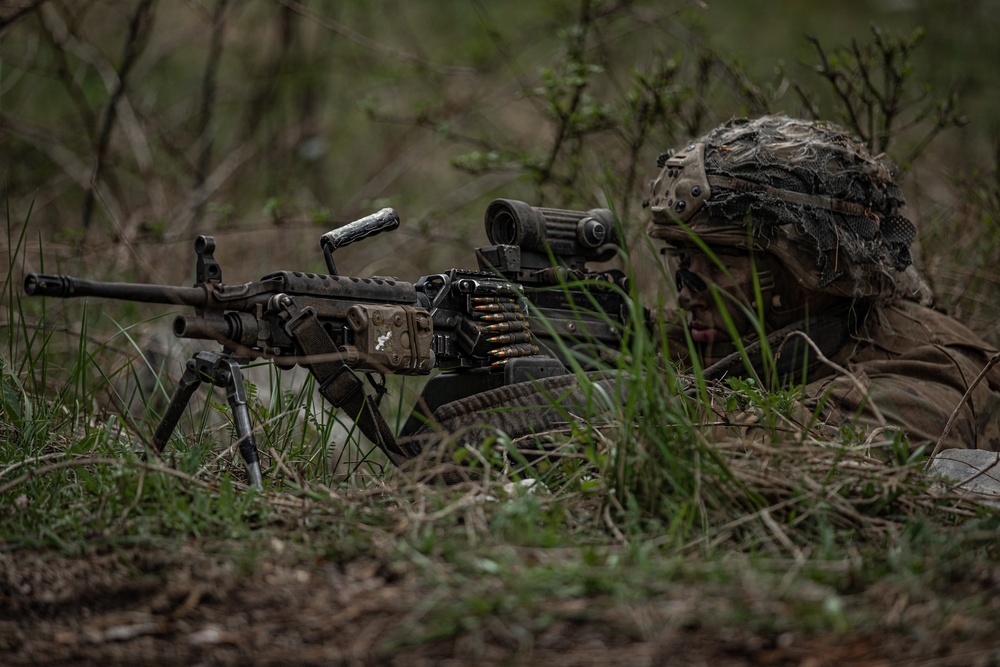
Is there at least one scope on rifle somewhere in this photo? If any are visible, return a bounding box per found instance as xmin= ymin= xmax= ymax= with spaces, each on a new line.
xmin=483 ymin=199 xmax=619 ymax=266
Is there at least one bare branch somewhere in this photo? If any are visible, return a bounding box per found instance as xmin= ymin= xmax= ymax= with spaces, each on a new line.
xmin=195 ymin=0 xmax=229 ymax=190
xmin=81 ymin=0 xmax=156 ymax=229
xmin=0 ymin=0 xmax=47 ymax=37
xmin=273 ymin=0 xmax=473 ymax=75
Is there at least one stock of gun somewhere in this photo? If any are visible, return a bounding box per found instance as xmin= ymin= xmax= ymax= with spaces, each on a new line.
xmin=23 ymin=199 xmax=632 ymax=475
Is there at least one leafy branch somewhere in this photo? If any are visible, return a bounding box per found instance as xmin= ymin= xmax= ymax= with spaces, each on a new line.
xmin=795 ymin=26 xmax=965 ymax=167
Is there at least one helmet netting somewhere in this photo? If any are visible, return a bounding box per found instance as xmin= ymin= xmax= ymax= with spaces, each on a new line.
xmin=694 ymin=116 xmax=915 ymax=289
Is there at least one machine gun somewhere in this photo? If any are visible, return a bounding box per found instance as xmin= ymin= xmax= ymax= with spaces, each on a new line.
xmin=23 ymin=199 xmax=631 ymax=489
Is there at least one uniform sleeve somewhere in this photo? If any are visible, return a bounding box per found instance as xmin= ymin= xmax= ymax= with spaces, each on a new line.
xmin=803 ymin=347 xmax=1000 ymax=453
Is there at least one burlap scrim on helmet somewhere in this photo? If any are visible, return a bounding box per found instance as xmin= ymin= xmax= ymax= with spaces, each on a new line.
xmin=648 ymin=116 xmax=917 ymax=296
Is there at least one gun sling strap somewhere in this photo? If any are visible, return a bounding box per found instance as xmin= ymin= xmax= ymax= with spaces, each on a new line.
xmin=281 ymin=300 xmax=417 ymax=467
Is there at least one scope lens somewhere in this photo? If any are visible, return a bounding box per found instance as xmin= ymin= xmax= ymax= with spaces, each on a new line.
xmin=490 ymin=211 xmax=518 ymax=245
xmin=578 ymin=217 xmax=607 ymax=248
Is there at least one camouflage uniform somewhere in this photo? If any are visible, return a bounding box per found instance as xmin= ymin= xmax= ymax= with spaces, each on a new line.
xmin=648 ymin=115 xmax=1000 ymax=453
xmin=805 ymin=299 xmax=1000 ymax=452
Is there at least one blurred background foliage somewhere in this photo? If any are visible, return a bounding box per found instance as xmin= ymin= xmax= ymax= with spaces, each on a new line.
xmin=2 ymin=0 xmax=999 ymax=335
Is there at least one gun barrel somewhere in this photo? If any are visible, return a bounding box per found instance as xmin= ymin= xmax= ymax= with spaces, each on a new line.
xmin=24 ymin=273 xmax=208 ymax=307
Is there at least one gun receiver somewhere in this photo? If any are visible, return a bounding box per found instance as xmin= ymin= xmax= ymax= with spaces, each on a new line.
xmin=23 ymin=199 xmax=630 ymax=488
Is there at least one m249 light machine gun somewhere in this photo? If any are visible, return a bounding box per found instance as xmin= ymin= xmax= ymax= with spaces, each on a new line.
xmin=24 ymin=199 xmax=631 ymax=489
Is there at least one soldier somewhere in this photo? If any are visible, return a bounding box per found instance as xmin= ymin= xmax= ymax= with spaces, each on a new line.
xmin=414 ymin=115 xmax=1000 ymax=466
xmin=646 ymin=115 xmax=1000 ymax=454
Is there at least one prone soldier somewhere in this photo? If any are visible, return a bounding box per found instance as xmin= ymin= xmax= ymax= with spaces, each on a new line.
xmin=647 ymin=115 xmax=1000 ymax=454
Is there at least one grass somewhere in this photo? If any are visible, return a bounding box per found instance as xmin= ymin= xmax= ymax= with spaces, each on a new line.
xmin=2 ymin=26 xmax=999 ymax=661
xmin=3 ymin=200 xmax=1000 ymax=663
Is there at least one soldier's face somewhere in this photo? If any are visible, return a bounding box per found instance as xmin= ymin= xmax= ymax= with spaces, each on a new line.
xmin=675 ymin=248 xmax=758 ymax=345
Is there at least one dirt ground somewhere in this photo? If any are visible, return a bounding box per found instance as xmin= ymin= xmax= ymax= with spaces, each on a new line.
xmin=2 ymin=539 xmax=998 ymax=667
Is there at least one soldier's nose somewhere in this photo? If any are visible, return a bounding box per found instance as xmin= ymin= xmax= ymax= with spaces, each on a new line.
xmin=676 ymin=268 xmax=707 ymax=309
xmin=678 ymin=287 xmax=691 ymax=309
xmin=677 ymin=281 xmax=702 ymax=309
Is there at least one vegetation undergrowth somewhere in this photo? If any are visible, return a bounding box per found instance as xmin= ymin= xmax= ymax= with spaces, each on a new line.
xmin=7 ymin=194 xmax=999 ymax=656
xmin=3 ymin=5 xmax=1000 ymax=660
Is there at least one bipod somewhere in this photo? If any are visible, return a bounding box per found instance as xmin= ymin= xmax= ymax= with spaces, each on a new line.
xmin=152 ymin=350 xmax=264 ymax=490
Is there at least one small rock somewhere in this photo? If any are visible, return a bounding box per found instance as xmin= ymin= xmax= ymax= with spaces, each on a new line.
xmin=927 ymin=449 xmax=1000 ymax=509
xmin=189 ymin=624 xmax=226 ymax=645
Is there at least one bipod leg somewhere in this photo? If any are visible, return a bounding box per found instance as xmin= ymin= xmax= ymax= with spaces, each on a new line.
xmin=217 ymin=358 xmax=264 ymax=490
xmin=150 ymin=351 xmax=264 ymax=491
xmin=152 ymin=357 xmax=205 ymax=453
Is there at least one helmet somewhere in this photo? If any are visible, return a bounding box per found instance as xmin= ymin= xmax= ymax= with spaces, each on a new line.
xmin=646 ymin=116 xmax=916 ymax=299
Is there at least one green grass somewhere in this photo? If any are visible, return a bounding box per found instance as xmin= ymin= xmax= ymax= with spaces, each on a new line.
xmin=2 ymin=314 xmax=999 ymax=660
xmin=6 ymin=199 xmax=997 ymax=642
xmin=3 ymin=5 xmax=1000 ymax=658
xmin=5 ymin=167 xmax=1000 ymax=662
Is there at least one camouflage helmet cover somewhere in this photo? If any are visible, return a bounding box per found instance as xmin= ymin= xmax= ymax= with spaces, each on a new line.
xmin=646 ymin=116 xmax=917 ymax=298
